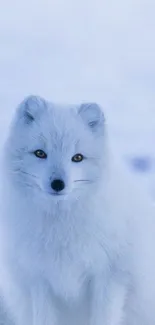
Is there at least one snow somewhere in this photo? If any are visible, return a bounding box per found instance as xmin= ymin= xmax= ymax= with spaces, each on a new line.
xmin=0 ymin=0 xmax=155 ymax=197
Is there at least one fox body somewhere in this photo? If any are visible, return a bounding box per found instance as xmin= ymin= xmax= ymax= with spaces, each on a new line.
xmin=0 ymin=96 xmax=155 ymax=325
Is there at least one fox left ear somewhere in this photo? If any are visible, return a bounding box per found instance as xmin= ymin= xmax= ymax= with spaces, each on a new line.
xmin=78 ymin=103 xmax=105 ymax=134
xmin=17 ymin=95 xmax=47 ymax=124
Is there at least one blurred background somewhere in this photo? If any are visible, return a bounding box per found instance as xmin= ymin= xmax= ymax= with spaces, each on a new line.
xmin=0 ymin=0 xmax=155 ymax=197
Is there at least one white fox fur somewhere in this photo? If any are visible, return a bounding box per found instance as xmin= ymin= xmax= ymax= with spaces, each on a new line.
xmin=0 ymin=95 xmax=155 ymax=325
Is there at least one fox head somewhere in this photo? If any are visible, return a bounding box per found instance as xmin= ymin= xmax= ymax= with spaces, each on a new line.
xmin=4 ymin=95 xmax=106 ymax=209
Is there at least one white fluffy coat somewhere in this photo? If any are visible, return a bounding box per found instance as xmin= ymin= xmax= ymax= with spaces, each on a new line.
xmin=0 ymin=96 xmax=155 ymax=325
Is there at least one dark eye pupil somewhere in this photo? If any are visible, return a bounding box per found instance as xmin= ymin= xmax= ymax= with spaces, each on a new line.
xmin=34 ymin=150 xmax=47 ymax=159
xmin=72 ymin=154 xmax=83 ymax=162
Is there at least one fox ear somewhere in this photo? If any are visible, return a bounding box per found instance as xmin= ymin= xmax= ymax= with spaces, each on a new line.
xmin=78 ymin=103 xmax=105 ymax=134
xmin=17 ymin=95 xmax=47 ymax=123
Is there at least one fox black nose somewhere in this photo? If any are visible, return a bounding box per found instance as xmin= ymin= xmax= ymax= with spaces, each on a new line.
xmin=51 ymin=179 xmax=65 ymax=192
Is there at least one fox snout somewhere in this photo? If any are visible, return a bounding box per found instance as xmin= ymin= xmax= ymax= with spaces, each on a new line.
xmin=51 ymin=179 xmax=65 ymax=192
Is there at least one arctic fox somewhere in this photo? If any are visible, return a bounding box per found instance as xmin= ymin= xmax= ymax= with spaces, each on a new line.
xmin=0 ymin=95 xmax=155 ymax=325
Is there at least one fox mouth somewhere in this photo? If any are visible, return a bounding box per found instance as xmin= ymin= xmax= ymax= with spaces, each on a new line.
xmin=46 ymin=190 xmax=67 ymax=197
xmin=51 ymin=193 xmax=65 ymax=196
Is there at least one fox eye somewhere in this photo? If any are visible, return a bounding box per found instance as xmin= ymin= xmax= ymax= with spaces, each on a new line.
xmin=34 ymin=150 xmax=47 ymax=159
xmin=72 ymin=154 xmax=84 ymax=163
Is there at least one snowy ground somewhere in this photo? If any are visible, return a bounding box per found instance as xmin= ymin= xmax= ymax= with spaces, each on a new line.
xmin=0 ymin=0 xmax=155 ymax=197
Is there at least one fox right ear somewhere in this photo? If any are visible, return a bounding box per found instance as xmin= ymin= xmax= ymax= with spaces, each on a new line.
xmin=78 ymin=102 xmax=105 ymax=135
xmin=17 ymin=95 xmax=47 ymax=123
